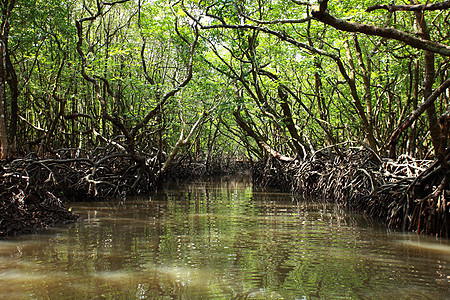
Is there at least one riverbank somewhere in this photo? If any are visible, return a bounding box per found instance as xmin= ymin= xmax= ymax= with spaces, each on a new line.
xmin=253 ymin=147 xmax=449 ymax=238
xmin=0 ymin=154 xmax=252 ymax=239
xmin=0 ymin=167 xmax=79 ymax=238
xmin=1 ymin=148 xmax=448 ymax=239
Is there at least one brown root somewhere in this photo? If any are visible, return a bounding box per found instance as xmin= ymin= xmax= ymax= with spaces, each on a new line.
xmin=252 ymin=148 xmax=449 ymax=237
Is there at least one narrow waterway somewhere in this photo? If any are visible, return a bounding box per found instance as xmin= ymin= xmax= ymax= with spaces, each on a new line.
xmin=0 ymin=176 xmax=448 ymax=299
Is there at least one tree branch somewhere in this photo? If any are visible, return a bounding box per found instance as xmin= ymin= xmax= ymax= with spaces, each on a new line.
xmin=366 ymin=1 xmax=450 ymax=13
xmin=233 ymin=106 xmax=294 ymax=162
xmin=131 ymin=24 xmax=199 ymax=137
xmin=387 ymin=76 xmax=450 ymax=153
xmin=311 ymin=2 xmax=450 ymax=56
xmin=243 ymin=14 xmax=312 ymax=25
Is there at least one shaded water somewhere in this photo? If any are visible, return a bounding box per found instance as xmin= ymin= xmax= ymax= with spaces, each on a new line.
xmin=0 ymin=176 xmax=449 ymax=299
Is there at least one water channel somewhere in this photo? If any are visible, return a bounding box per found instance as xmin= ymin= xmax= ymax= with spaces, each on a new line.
xmin=0 ymin=176 xmax=449 ymax=299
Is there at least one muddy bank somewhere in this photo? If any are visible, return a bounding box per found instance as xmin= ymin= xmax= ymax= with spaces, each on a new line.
xmin=253 ymin=148 xmax=449 ymax=238
xmin=0 ymin=165 xmax=79 ymax=239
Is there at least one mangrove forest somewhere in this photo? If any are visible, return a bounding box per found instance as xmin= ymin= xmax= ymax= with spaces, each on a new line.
xmin=0 ymin=0 xmax=449 ymax=239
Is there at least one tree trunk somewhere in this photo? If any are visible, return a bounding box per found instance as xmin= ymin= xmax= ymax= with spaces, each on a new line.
xmin=344 ymin=39 xmax=378 ymax=152
xmin=0 ymin=40 xmax=8 ymax=159
xmin=414 ymin=9 xmax=441 ymax=156
xmin=233 ymin=106 xmax=294 ymax=162
xmin=5 ymin=54 xmax=18 ymax=153
xmin=407 ymin=59 xmax=420 ymax=157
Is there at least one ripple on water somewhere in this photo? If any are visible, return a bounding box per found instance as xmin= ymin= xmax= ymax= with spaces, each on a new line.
xmin=396 ymin=239 xmax=450 ymax=256
xmin=0 ymin=178 xmax=449 ymax=299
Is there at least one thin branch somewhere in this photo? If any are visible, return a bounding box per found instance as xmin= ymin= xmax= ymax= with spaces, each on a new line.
xmin=233 ymin=106 xmax=294 ymax=162
xmin=387 ymin=77 xmax=450 ymax=152
xmin=131 ymin=24 xmax=199 ymax=137
xmin=291 ymin=0 xmax=312 ymax=5
xmin=103 ymin=0 xmax=130 ymax=6
xmin=244 ymin=15 xmax=312 ymax=25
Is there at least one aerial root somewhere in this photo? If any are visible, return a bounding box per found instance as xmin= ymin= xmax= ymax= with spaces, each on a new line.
xmin=253 ymin=148 xmax=449 ymax=237
xmin=0 ymin=147 xmax=251 ymax=238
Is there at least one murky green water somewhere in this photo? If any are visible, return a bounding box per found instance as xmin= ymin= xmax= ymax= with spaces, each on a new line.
xmin=0 ymin=176 xmax=449 ymax=299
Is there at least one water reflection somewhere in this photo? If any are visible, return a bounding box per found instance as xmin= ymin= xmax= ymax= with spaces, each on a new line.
xmin=0 ymin=176 xmax=448 ymax=299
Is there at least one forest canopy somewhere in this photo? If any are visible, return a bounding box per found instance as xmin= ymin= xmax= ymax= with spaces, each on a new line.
xmin=0 ymin=0 xmax=448 ymax=163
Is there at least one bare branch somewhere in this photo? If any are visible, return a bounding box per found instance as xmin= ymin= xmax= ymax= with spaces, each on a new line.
xmin=158 ymin=103 xmax=218 ymax=175
xmin=311 ymin=2 xmax=450 ymax=56
xmin=243 ymin=14 xmax=312 ymax=25
xmin=103 ymin=0 xmax=130 ymax=6
xmin=93 ymin=129 xmax=126 ymax=151
xmin=291 ymin=0 xmax=312 ymax=5
xmin=233 ymin=106 xmax=294 ymax=162
xmin=131 ymin=25 xmax=199 ymax=137
xmin=366 ymin=1 xmax=450 ymax=13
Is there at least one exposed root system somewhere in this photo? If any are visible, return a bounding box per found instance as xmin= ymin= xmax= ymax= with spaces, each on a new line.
xmin=0 ymin=161 xmax=78 ymax=238
xmin=252 ymin=158 xmax=296 ymax=191
xmin=5 ymin=149 xmax=158 ymax=202
xmin=165 ymin=157 xmax=252 ymax=180
xmin=367 ymin=153 xmax=449 ymax=237
xmin=0 ymin=149 xmax=251 ymax=238
xmin=253 ymin=148 xmax=449 ymax=237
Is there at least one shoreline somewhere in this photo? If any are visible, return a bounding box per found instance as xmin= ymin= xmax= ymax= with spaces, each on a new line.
xmin=1 ymin=150 xmax=448 ymax=239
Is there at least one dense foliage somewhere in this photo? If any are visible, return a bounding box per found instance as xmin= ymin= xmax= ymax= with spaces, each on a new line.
xmin=0 ymin=0 xmax=448 ymax=167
